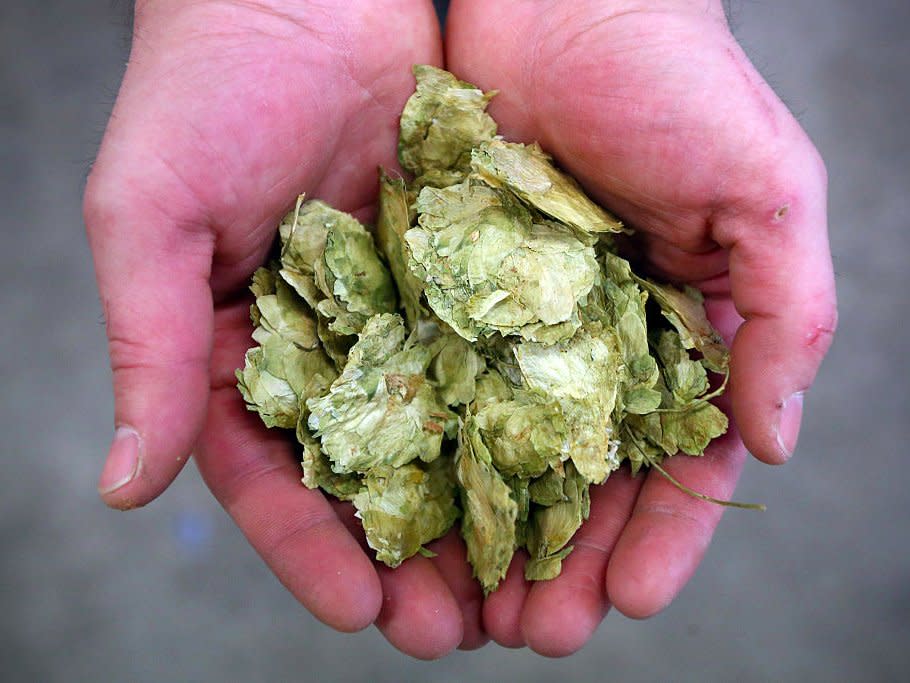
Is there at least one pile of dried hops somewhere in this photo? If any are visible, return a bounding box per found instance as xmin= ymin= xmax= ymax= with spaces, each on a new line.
xmin=237 ymin=66 xmax=731 ymax=593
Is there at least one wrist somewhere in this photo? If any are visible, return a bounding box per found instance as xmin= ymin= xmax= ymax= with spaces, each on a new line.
xmin=592 ymin=0 xmax=726 ymax=20
xmin=130 ymin=0 xmax=441 ymax=56
xmin=131 ymin=0 xmax=441 ymax=43
xmin=135 ymin=0 xmax=436 ymax=18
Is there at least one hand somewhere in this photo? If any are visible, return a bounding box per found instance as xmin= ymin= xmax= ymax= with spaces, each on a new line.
xmin=445 ymin=0 xmax=837 ymax=655
xmin=85 ymin=0 xmax=488 ymax=659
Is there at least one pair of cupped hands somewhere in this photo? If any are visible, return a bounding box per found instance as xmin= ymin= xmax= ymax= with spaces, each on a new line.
xmin=84 ymin=0 xmax=836 ymax=658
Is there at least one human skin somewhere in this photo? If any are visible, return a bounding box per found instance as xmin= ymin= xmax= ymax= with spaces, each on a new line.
xmin=84 ymin=0 xmax=836 ymax=659
xmin=444 ymin=0 xmax=836 ymax=655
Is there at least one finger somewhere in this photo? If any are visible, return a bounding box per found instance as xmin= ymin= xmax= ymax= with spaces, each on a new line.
xmin=328 ymin=484 xmax=471 ymax=657
xmin=374 ymin=555 xmax=464 ymax=660
xmin=520 ymin=469 xmax=641 ymax=657
xmin=425 ymin=529 xmax=489 ymax=650
xmin=329 ymin=469 xmax=470 ymax=655
xmin=84 ymin=165 xmax=215 ymax=509
xmin=606 ymin=421 xmax=747 ymax=619
xmin=711 ymin=156 xmax=836 ymax=464
xmin=195 ymin=302 xmax=382 ymax=632
xmin=326 ymin=497 xmax=468 ymax=656
xmin=481 ymin=550 xmax=530 ymax=649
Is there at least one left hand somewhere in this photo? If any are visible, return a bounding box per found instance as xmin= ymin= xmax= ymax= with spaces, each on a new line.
xmin=85 ymin=0 xmax=486 ymax=659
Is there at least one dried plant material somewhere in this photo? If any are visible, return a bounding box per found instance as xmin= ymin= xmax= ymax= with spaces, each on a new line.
xmin=398 ymin=64 xmax=497 ymax=187
xmin=236 ymin=66 xmax=749 ymax=594
xmin=525 ymin=463 xmax=590 ymax=580
xmin=471 ymin=139 xmax=624 ymax=235
xmin=279 ymin=197 xmax=398 ymax=338
xmin=306 ymin=313 xmax=457 ymax=474
xmin=354 ymin=460 xmax=458 ymax=567
xmin=236 ymin=265 xmax=337 ymax=429
xmin=406 ymin=179 xmax=598 ymax=344
xmin=300 ymin=436 xmax=361 ymax=501
xmin=377 ymin=171 xmax=426 ymax=328
xmin=512 ymin=323 xmax=625 ymax=484
xmin=428 ymin=332 xmax=486 ymax=407
xmin=456 ymin=418 xmax=519 ymax=593
xmin=635 ymin=276 xmax=729 ymax=373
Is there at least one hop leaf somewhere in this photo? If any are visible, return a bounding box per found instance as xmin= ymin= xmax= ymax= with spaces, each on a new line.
xmin=279 ymin=197 xmax=398 ymax=343
xmin=456 ymin=418 xmax=518 ymax=594
xmin=513 ymin=323 xmax=625 ymax=483
xmin=398 ymin=64 xmax=498 ymax=185
xmin=471 ymin=139 xmax=623 ymax=234
xmin=377 ymin=171 xmax=426 ymax=328
xmin=525 ymin=463 xmax=590 ymax=581
xmin=306 ymin=314 xmax=457 ymax=474
xmin=353 ymin=461 xmax=459 ymax=567
xmin=635 ymin=276 xmax=729 ymax=373
xmin=236 ymin=266 xmax=338 ymax=430
xmin=406 ymin=179 xmax=599 ymax=344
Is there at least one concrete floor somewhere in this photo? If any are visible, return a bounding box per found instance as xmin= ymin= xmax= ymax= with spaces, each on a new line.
xmin=1 ymin=1 xmax=908 ymax=680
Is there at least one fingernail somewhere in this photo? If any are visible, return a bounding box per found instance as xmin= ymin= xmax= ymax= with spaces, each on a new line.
xmin=776 ymin=392 xmax=804 ymax=461
xmin=98 ymin=426 xmax=142 ymax=495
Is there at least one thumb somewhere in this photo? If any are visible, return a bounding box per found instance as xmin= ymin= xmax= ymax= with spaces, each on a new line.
xmin=84 ymin=163 xmax=214 ymax=509
xmin=713 ymin=145 xmax=837 ymax=465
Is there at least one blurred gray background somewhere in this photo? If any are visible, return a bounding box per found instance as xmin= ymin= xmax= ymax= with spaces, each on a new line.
xmin=2 ymin=0 xmax=908 ymax=680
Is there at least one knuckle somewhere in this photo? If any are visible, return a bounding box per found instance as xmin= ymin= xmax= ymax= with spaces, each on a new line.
xmin=808 ymin=143 xmax=828 ymax=189
xmin=730 ymin=136 xmax=827 ymax=232
xmin=803 ymin=303 xmax=838 ymax=356
xmin=107 ymin=332 xmax=158 ymax=373
xmin=260 ymin=506 xmax=337 ymax=566
xmin=638 ymin=501 xmax=714 ymax=542
xmin=559 ymin=547 xmax=608 ymax=596
xmin=218 ymin=457 xmax=285 ymax=514
xmin=560 ymin=570 xmax=604 ymax=604
xmin=106 ymin=322 xmax=208 ymax=375
xmin=82 ymin=168 xmax=117 ymax=235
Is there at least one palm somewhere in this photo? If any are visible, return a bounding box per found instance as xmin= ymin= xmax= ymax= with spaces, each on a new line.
xmin=119 ymin=2 xmax=442 ymax=293
xmin=452 ymin=3 xmax=792 ymax=280
xmin=445 ymin=0 xmax=833 ymax=655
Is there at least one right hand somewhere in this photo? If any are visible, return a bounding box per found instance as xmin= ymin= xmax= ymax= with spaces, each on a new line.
xmin=445 ymin=0 xmax=836 ymax=655
xmin=84 ymin=0 xmax=483 ymax=658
